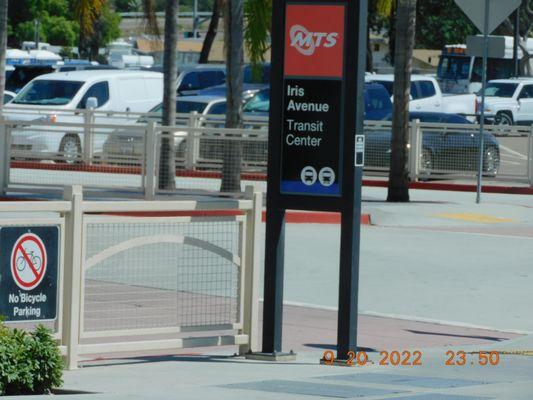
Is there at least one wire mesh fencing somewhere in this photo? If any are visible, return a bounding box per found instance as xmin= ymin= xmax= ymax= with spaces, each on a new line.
xmin=7 ymin=119 xmax=148 ymax=190
xmin=82 ymin=216 xmax=243 ymax=334
xmin=153 ymin=116 xmax=269 ymax=194
xmin=2 ymin=111 xmax=532 ymax=195
xmin=417 ymin=123 xmax=531 ymax=182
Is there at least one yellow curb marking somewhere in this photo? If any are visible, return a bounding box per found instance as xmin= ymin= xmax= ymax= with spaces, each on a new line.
xmin=433 ymin=213 xmax=515 ymax=224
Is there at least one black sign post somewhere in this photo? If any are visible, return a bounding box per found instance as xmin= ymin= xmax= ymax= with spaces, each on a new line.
xmin=0 ymin=226 xmax=60 ymax=322
xmin=256 ymin=0 xmax=368 ymax=360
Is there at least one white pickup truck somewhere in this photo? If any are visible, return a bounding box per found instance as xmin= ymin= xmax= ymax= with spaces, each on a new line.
xmin=478 ymin=78 xmax=533 ymax=125
xmin=366 ymin=74 xmax=477 ymax=117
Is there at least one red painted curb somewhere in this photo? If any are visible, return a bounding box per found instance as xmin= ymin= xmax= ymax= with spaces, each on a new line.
xmin=10 ymin=161 xmax=533 ymax=195
xmin=362 ymin=179 xmax=533 ymax=195
xmin=261 ymin=211 xmax=371 ymax=225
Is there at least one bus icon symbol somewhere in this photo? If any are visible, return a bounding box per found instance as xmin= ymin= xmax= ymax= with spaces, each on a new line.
xmin=319 ymin=167 xmax=335 ymax=187
xmin=300 ymin=166 xmax=317 ymax=186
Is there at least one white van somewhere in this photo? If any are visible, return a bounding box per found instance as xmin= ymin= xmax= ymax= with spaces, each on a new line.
xmin=4 ymin=70 xmax=163 ymax=161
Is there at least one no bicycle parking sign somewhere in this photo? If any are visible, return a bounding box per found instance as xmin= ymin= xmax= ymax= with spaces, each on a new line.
xmin=0 ymin=226 xmax=59 ymax=322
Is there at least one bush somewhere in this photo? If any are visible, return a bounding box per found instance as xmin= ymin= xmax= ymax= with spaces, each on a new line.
xmin=0 ymin=323 xmax=63 ymax=396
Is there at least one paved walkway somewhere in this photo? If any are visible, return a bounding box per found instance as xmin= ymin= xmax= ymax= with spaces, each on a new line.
xmin=20 ymin=332 xmax=533 ymax=399
xmin=2 ymin=185 xmax=532 ymax=399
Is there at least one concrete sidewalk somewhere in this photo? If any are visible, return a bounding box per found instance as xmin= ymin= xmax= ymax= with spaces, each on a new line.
xmin=3 ymin=185 xmax=532 ymax=399
xmin=16 ymin=331 xmax=533 ymax=400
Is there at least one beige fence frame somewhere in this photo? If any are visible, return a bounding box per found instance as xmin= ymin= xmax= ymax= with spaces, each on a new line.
xmin=0 ymin=185 xmax=262 ymax=370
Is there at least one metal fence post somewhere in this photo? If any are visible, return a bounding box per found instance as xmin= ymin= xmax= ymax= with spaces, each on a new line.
xmin=186 ymin=111 xmax=200 ymax=170
xmin=62 ymin=185 xmax=84 ymax=370
xmin=409 ymin=119 xmax=421 ymax=182
xmin=83 ymin=108 xmax=95 ymax=163
xmin=144 ymin=121 xmax=157 ymax=200
xmin=0 ymin=117 xmax=9 ymax=194
xmin=529 ymin=124 xmax=533 ymax=187
xmin=240 ymin=186 xmax=262 ymax=355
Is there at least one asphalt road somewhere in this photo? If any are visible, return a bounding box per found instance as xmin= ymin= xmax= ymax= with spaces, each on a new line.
xmin=497 ymin=136 xmax=530 ymax=179
xmin=258 ymin=187 xmax=533 ymax=333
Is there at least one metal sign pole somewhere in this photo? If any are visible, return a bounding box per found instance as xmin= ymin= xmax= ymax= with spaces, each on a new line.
xmin=513 ymin=6 xmax=520 ymax=77
xmin=252 ymin=0 xmax=367 ymax=361
xmin=476 ymin=0 xmax=490 ymax=204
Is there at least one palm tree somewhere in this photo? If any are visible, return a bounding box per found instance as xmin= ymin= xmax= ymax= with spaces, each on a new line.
xmin=199 ymin=0 xmax=223 ymax=63
xmin=387 ymin=0 xmax=417 ymax=202
xmin=219 ymin=0 xmax=271 ymax=192
xmin=0 ymin=1 xmax=8 ymax=112
xmin=73 ymin=0 xmax=106 ymax=59
xmin=158 ymin=0 xmax=179 ymax=190
xmin=243 ymin=0 xmax=271 ymax=79
xmin=220 ymin=0 xmax=244 ymax=193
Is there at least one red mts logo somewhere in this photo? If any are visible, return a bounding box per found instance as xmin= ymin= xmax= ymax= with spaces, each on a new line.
xmin=284 ymin=4 xmax=345 ymax=78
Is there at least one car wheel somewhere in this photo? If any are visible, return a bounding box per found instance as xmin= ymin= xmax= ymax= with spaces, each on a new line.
xmin=495 ymin=112 xmax=513 ymax=126
xmin=483 ymin=146 xmax=500 ymax=176
xmin=58 ymin=134 xmax=81 ymax=164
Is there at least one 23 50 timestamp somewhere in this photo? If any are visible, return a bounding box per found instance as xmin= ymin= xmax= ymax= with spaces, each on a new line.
xmin=322 ymin=350 xmax=500 ymax=367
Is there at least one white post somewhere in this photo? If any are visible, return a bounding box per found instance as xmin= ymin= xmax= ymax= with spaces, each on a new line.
xmin=240 ymin=185 xmax=262 ymax=355
xmin=62 ymin=185 xmax=84 ymax=370
xmin=0 ymin=117 xmax=9 ymax=194
xmin=186 ymin=111 xmax=200 ymax=170
xmin=144 ymin=121 xmax=157 ymax=200
xmin=83 ymin=108 xmax=95 ymax=163
xmin=529 ymin=124 xmax=533 ymax=187
xmin=408 ymin=119 xmax=421 ymax=182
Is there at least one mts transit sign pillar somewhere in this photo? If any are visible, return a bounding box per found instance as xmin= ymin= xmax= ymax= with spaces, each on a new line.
xmin=260 ymin=0 xmax=368 ymax=360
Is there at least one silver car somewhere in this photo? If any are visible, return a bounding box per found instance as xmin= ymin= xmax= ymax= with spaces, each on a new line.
xmin=101 ymin=96 xmax=227 ymax=163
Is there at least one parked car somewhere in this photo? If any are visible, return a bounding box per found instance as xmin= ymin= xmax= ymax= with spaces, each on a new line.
xmin=103 ymin=94 xmax=271 ymax=167
xmin=146 ymin=65 xmax=227 ymax=95
xmin=192 ymin=83 xmax=268 ymax=101
xmin=365 ymin=112 xmax=500 ymax=176
xmin=187 ymin=63 xmax=271 ymax=98
xmin=365 ymin=74 xmax=477 ymax=118
xmin=4 ymin=70 xmax=164 ymax=162
xmin=477 ymin=78 xmax=533 ymax=125
xmin=102 ymin=95 xmax=227 ymax=160
xmin=241 ymin=83 xmax=394 ymax=121
xmin=5 ymin=64 xmax=56 ymax=93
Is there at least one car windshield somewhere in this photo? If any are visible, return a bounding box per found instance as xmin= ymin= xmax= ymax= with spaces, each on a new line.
xmin=244 ymin=89 xmax=270 ymax=112
xmin=482 ymin=83 xmax=518 ymax=98
xmin=12 ymin=80 xmax=84 ymax=105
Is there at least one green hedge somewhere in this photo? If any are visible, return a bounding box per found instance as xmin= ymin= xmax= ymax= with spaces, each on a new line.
xmin=0 ymin=323 xmax=63 ymax=396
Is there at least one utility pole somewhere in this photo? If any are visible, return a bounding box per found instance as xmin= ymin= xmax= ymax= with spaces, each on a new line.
xmin=513 ymin=6 xmax=520 ymax=77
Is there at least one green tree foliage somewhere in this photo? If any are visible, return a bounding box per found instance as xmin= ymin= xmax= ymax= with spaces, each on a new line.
xmin=8 ymin=0 xmax=80 ymax=47
xmin=7 ymin=0 xmax=120 ymax=51
xmin=244 ymin=0 xmax=271 ymax=80
xmin=113 ymin=0 xmax=214 ymax=13
xmin=43 ymin=16 xmax=79 ymax=46
xmin=415 ymin=0 xmax=477 ymax=49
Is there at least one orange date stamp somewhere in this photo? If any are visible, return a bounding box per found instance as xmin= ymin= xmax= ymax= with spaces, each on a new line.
xmin=321 ymin=350 xmax=500 ymax=367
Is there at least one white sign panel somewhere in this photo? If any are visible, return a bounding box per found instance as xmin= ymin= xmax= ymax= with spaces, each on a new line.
xmin=355 ymin=135 xmax=365 ymax=167
xmin=455 ymin=0 xmax=521 ymax=34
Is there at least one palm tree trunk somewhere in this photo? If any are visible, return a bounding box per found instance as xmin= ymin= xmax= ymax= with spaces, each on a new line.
xmin=220 ymin=0 xmax=243 ymax=193
xmin=0 ymin=0 xmax=8 ymax=111
xmin=366 ymin=24 xmax=373 ymax=72
xmin=387 ymin=0 xmax=416 ymax=202
xmin=158 ymin=0 xmax=179 ymax=190
xmin=199 ymin=0 xmax=223 ymax=63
